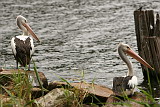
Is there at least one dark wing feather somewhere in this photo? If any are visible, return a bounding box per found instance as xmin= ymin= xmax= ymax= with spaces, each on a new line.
xmin=113 ymin=76 xmax=133 ymax=94
xmin=14 ymin=37 xmax=31 ymax=67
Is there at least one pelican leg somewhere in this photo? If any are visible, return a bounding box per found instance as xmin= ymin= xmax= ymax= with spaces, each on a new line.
xmin=28 ymin=63 xmax=30 ymax=71
xmin=16 ymin=60 xmax=18 ymax=69
xmin=28 ymin=64 xmax=30 ymax=71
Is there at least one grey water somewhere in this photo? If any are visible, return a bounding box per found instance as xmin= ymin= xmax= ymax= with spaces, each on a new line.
xmin=0 ymin=0 xmax=160 ymax=89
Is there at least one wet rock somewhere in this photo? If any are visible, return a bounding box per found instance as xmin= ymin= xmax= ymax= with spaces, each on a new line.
xmin=36 ymin=88 xmax=74 ymax=107
xmin=48 ymin=81 xmax=113 ymax=98
xmin=47 ymin=81 xmax=65 ymax=90
xmin=0 ymin=94 xmax=10 ymax=103
xmin=27 ymin=70 xmax=48 ymax=88
xmin=2 ymin=86 xmax=47 ymax=100
xmin=105 ymin=92 xmax=148 ymax=107
xmin=0 ymin=94 xmax=26 ymax=106
xmin=71 ymin=82 xmax=113 ymax=98
xmin=31 ymin=87 xmax=48 ymax=99
xmin=0 ymin=67 xmax=3 ymax=72
xmin=0 ymin=69 xmax=48 ymax=88
xmin=83 ymin=104 xmax=99 ymax=107
xmin=104 ymin=102 xmax=144 ymax=107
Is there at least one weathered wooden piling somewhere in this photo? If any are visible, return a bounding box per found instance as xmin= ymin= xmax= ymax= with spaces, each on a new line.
xmin=134 ymin=9 xmax=160 ymax=80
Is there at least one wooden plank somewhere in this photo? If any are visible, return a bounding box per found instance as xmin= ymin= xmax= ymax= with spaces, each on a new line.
xmin=139 ymin=11 xmax=149 ymax=37
xmin=134 ymin=10 xmax=151 ymax=78
xmin=154 ymin=37 xmax=160 ymax=74
xmin=142 ymin=38 xmax=153 ymax=70
xmin=154 ymin=13 xmax=160 ymax=37
xmin=155 ymin=37 xmax=160 ymax=61
xmin=146 ymin=10 xmax=154 ymax=36
xmin=148 ymin=38 xmax=159 ymax=73
xmin=134 ymin=10 xmax=142 ymax=51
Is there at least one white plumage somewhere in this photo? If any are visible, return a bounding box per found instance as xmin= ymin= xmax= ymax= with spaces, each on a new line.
xmin=11 ymin=36 xmax=35 ymax=57
xmin=11 ymin=37 xmax=16 ymax=55
xmin=128 ymin=76 xmax=138 ymax=88
xmin=11 ymin=15 xmax=40 ymax=70
xmin=113 ymin=43 xmax=153 ymax=96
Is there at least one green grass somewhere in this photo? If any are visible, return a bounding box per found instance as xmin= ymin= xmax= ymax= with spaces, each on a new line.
xmin=105 ymin=68 xmax=160 ymax=107
xmin=1 ymin=64 xmax=160 ymax=107
xmin=0 ymin=70 xmax=34 ymax=106
xmin=0 ymin=59 xmax=46 ymax=106
xmin=51 ymin=68 xmax=160 ymax=107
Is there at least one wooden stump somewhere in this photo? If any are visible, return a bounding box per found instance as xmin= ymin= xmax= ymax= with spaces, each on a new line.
xmin=134 ymin=9 xmax=160 ymax=80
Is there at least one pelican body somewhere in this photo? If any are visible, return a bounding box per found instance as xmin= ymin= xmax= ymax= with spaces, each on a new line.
xmin=113 ymin=43 xmax=154 ymax=96
xmin=11 ymin=15 xmax=40 ymax=70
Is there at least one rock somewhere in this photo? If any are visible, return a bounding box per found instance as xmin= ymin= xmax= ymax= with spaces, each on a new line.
xmin=27 ymin=70 xmax=48 ymax=88
xmin=0 ymin=94 xmax=26 ymax=106
xmin=0 ymin=94 xmax=10 ymax=103
xmin=48 ymin=81 xmax=66 ymax=90
xmin=106 ymin=94 xmax=120 ymax=103
xmin=48 ymin=81 xmax=113 ymax=98
xmin=71 ymin=82 xmax=113 ymax=98
xmin=105 ymin=92 xmax=148 ymax=107
xmin=0 ymin=67 xmax=4 ymax=72
xmin=104 ymin=102 xmax=144 ymax=107
xmin=0 ymin=69 xmax=48 ymax=88
xmin=36 ymin=88 xmax=74 ymax=107
xmin=31 ymin=87 xmax=48 ymax=99
xmin=107 ymin=92 xmax=148 ymax=103
xmin=48 ymin=81 xmax=113 ymax=106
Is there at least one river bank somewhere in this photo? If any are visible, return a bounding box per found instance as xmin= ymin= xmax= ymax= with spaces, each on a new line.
xmin=0 ymin=69 xmax=159 ymax=107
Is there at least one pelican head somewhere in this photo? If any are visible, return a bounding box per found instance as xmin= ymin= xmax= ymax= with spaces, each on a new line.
xmin=118 ymin=43 xmax=131 ymax=53
xmin=118 ymin=43 xmax=154 ymax=71
xmin=16 ymin=15 xmax=40 ymax=42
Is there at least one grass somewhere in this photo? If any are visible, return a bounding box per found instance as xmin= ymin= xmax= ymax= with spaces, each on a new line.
xmin=0 ymin=64 xmax=160 ymax=107
xmin=56 ymin=71 xmax=90 ymax=107
xmin=55 ymin=70 xmax=104 ymax=107
xmin=0 ymin=69 xmax=34 ymax=107
xmin=0 ymin=59 xmax=46 ymax=107
xmin=105 ymin=68 xmax=160 ymax=107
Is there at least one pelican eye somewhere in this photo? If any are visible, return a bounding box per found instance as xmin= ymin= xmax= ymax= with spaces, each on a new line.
xmin=127 ymin=46 xmax=130 ymax=49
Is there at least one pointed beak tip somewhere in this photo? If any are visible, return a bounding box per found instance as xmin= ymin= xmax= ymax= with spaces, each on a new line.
xmin=148 ymin=67 xmax=154 ymax=71
xmin=38 ymin=40 xmax=42 ymax=44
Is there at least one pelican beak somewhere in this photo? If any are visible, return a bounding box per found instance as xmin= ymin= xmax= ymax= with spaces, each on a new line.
xmin=22 ymin=22 xmax=40 ymax=42
xmin=126 ymin=49 xmax=154 ymax=70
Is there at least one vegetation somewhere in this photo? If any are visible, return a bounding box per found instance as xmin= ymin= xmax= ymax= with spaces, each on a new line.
xmin=0 ymin=69 xmax=34 ymax=107
xmin=0 ymin=66 xmax=160 ymax=107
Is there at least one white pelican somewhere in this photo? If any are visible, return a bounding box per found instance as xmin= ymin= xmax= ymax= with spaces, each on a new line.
xmin=11 ymin=15 xmax=40 ymax=70
xmin=113 ymin=43 xmax=154 ymax=96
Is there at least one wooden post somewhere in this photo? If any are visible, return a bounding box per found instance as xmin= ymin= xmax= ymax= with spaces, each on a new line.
xmin=134 ymin=9 xmax=160 ymax=80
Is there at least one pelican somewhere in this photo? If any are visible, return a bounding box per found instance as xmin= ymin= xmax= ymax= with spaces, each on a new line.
xmin=11 ymin=15 xmax=40 ymax=70
xmin=113 ymin=43 xmax=154 ymax=96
